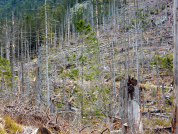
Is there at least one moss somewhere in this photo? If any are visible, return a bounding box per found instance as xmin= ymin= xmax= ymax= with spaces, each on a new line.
xmin=0 ymin=128 xmax=6 ymax=134
xmin=9 ymin=123 xmax=22 ymax=133
xmin=3 ymin=115 xmax=22 ymax=134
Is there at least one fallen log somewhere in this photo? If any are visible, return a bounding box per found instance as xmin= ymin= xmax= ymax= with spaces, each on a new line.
xmin=101 ymin=128 xmax=110 ymax=134
xmin=79 ymin=125 xmax=90 ymax=133
xmin=142 ymin=109 xmax=165 ymax=116
xmin=143 ymin=126 xmax=171 ymax=132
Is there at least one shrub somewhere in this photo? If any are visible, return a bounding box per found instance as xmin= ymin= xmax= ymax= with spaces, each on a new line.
xmin=150 ymin=10 xmax=154 ymax=14
xmin=167 ymin=96 xmax=173 ymax=105
xmin=155 ymin=8 xmax=159 ymax=14
xmin=160 ymin=36 xmax=162 ymax=42
xmin=131 ymin=18 xmax=135 ymax=25
xmin=152 ymin=53 xmax=173 ymax=71
xmin=162 ymin=5 xmax=165 ymax=10
xmin=126 ymin=25 xmax=130 ymax=31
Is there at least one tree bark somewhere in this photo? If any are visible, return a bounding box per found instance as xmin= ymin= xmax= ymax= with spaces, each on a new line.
xmin=172 ymin=0 xmax=178 ymax=133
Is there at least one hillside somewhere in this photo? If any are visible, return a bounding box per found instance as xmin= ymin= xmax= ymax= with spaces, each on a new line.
xmin=0 ymin=0 xmax=176 ymax=133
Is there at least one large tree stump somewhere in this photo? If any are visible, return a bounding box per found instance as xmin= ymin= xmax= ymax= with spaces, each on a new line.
xmin=119 ymin=76 xmax=143 ymax=134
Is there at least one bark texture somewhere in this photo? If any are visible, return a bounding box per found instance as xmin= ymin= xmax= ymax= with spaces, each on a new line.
xmin=172 ymin=0 xmax=178 ymax=133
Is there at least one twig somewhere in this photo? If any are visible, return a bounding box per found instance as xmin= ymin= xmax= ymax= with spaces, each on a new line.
xmin=79 ymin=125 xmax=90 ymax=133
xmin=101 ymin=128 xmax=110 ymax=134
xmin=108 ymin=115 xmax=121 ymax=120
xmin=45 ymin=111 xmax=51 ymax=120
xmin=56 ymin=113 xmax=59 ymax=124
xmin=90 ymin=129 xmax=101 ymax=133
xmin=57 ymin=111 xmax=79 ymax=114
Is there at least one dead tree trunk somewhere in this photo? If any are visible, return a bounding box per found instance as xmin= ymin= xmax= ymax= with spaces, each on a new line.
xmin=36 ymin=45 xmax=42 ymax=106
xmin=21 ymin=28 xmax=25 ymax=94
xmin=120 ymin=77 xmax=143 ymax=134
xmin=6 ymin=18 xmax=10 ymax=61
xmin=172 ymin=0 xmax=178 ymax=133
xmin=10 ymin=11 xmax=15 ymax=92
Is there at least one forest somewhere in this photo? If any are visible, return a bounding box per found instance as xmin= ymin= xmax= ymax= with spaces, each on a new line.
xmin=0 ymin=0 xmax=177 ymax=133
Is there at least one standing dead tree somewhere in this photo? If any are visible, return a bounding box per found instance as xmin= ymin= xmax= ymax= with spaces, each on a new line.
xmin=172 ymin=0 xmax=178 ymax=133
xmin=119 ymin=76 xmax=143 ymax=134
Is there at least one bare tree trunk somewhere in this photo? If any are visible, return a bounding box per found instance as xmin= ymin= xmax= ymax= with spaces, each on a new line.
xmin=172 ymin=0 xmax=178 ymax=133
xmin=21 ymin=28 xmax=25 ymax=93
xmin=24 ymin=26 xmax=26 ymax=61
xmin=30 ymin=24 xmax=31 ymax=58
xmin=45 ymin=0 xmax=50 ymax=107
xmin=67 ymin=0 xmax=70 ymax=45
xmin=6 ymin=18 xmax=10 ymax=61
xmin=10 ymin=12 xmax=15 ymax=92
xmin=27 ymin=41 xmax=30 ymax=94
xmin=36 ymin=44 xmax=42 ymax=106
xmin=0 ymin=41 xmax=2 ymax=59
xmin=59 ymin=27 xmax=62 ymax=51
xmin=18 ymin=27 xmax=20 ymax=63
xmin=96 ymin=0 xmax=99 ymax=37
